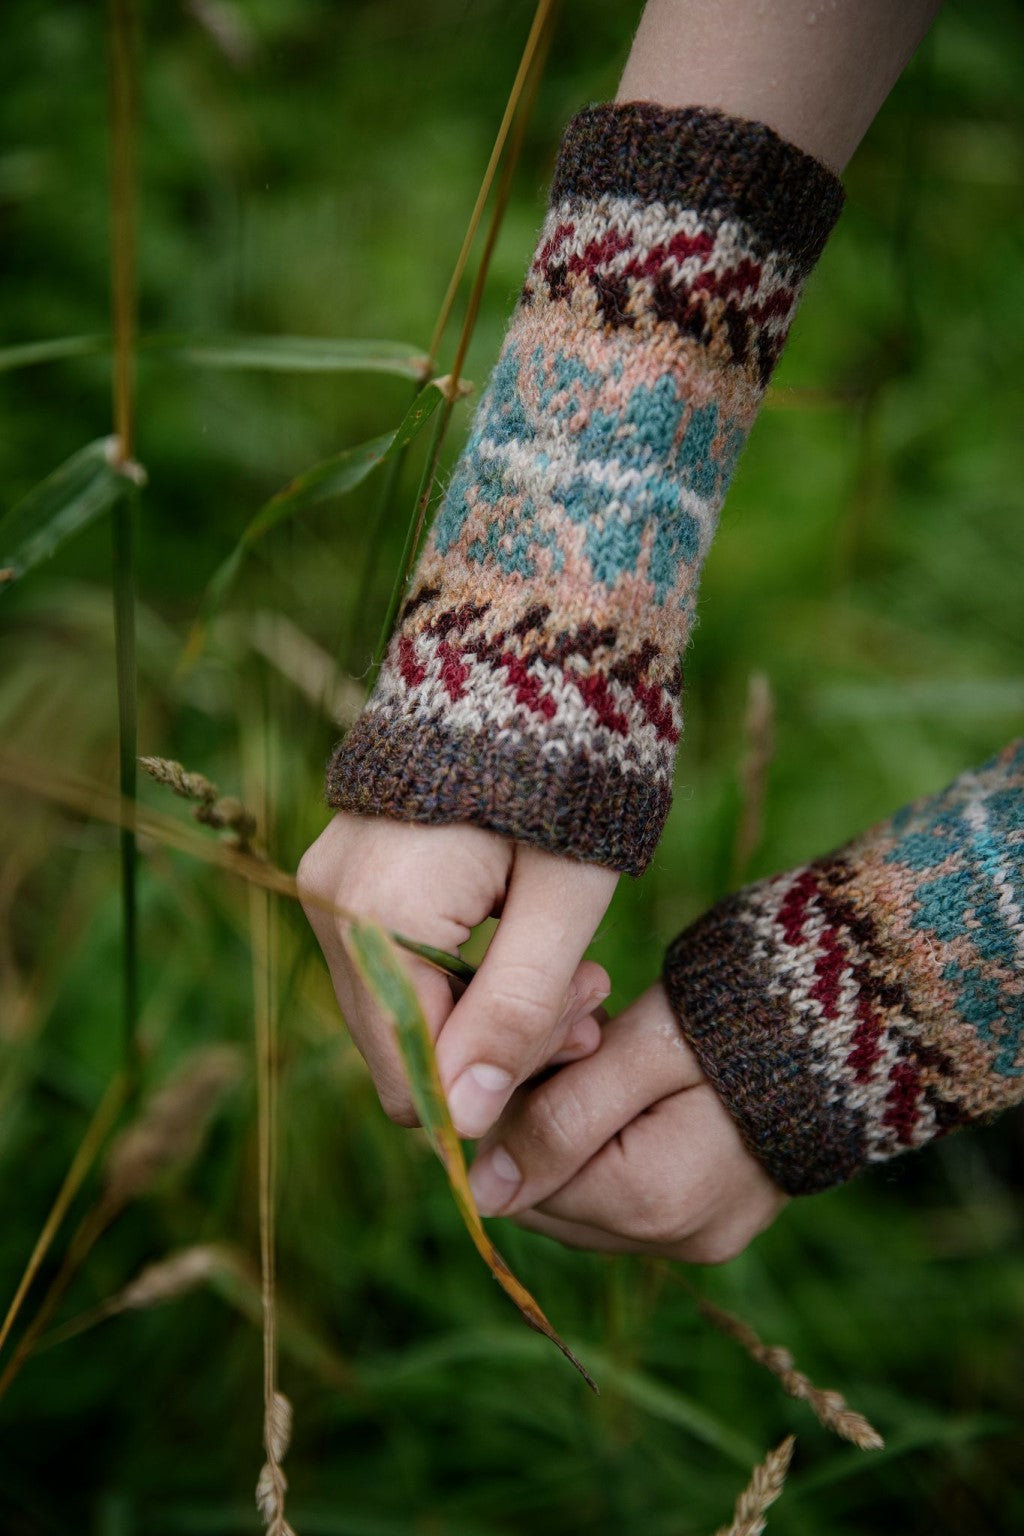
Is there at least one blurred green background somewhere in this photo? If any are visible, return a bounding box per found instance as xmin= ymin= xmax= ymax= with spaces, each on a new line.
xmin=1 ymin=1 xmax=1023 ymax=1532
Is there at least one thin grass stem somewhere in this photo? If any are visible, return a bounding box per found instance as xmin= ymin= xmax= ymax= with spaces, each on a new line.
xmin=0 ymin=1072 xmax=126 ymax=1363
xmin=0 ymin=1201 xmax=114 ymax=1402
xmin=0 ymin=752 xmax=471 ymax=988
xmin=368 ymin=3 xmax=556 ymax=681
xmin=244 ymin=687 xmax=295 ymax=1532
xmin=369 ymin=404 xmax=448 ymax=678
xmin=112 ymin=485 xmax=139 ymax=1078
xmin=344 ymin=408 xmax=415 ymax=675
xmin=108 ymin=0 xmax=142 ymax=1085
xmin=425 ymin=0 xmax=558 ymax=370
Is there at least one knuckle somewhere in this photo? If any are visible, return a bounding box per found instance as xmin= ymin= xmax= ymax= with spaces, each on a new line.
xmin=612 ymin=1142 xmax=679 ymax=1245
xmin=524 ymin=1080 xmax=588 ymax=1161
xmin=295 ymin=845 xmax=327 ymax=905
xmin=621 ymin=1193 xmax=674 ymax=1246
xmin=486 ymin=973 xmax=559 ymax=1050
xmin=681 ymin=1227 xmax=750 ymax=1266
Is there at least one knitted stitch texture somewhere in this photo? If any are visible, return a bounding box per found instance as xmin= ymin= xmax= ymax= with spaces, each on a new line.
xmin=327 ymin=104 xmax=844 ymax=874
xmin=664 ymin=739 xmax=1024 ymax=1196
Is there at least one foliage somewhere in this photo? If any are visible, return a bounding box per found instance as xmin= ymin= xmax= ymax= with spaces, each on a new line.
xmin=1 ymin=1 xmax=1023 ymax=1533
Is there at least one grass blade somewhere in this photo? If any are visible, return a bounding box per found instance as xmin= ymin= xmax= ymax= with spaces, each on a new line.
xmin=108 ymin=0 xmax=142 ymax=1086
xmin=0 ymin=1072 xmax=127 ymax=1363
xmin=390 ymin=932 xmax=476 ymax=986
xmin=344 ymin=917 xmax=597 ymax=1393
xmin=0 ymin=750 xmax=472 ymax=979
xmin=369 ymin=3 xmax=555 ymax=679
xmin=0 ymin=335 xmax=108 ymax=371
xmin=0 ymin=437 xmax=142 ymax=589
xmin=147 ymin=332 xmax=429 ymax=378
xmin=112 ymin=480 xmax=139 ymax=1075
xmin=0 ymin=332 xmax=429 ymax=380
xmin=184 ymin=383 xmax=443 ymax=665
xmin=586 ymin=1353 xmax=760 ymax=1467
xmin=249 ymin=384 xmax=443 ymax=535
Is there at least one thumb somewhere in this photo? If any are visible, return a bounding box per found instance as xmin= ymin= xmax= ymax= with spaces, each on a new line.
xmin=435 ymin=846 xmax=618 ymax=1138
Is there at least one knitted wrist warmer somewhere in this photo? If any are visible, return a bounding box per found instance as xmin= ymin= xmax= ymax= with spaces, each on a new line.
xmin=664 ymin=739 xmax=1024 ymax=1196
xmin=328 ymin=103 xmax=844 ymax=874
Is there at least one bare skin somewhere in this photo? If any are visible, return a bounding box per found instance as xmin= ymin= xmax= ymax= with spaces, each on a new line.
xmin=469 ymin=984 xmax=787 ymax=1263
xmin=619 ymin=0 xmax=942 ymax=172
xmin=299 ymin=0 xmax=943 ymax=1262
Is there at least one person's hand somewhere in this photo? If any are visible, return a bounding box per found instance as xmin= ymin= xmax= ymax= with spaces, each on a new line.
xmin=297 ymin=813 xmax=618 ymax=1135
xmin=467 ymin=983 xmax=787 ymax=1263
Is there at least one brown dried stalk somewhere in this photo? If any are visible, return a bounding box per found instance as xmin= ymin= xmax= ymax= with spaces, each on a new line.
xmin=138 ymin=754 xmax=218 ymax=803
xmin=732 ymin=671 xmax=775 ymax=882
xmin=693 ymin=1290 xmax=884 ymax=1451
xmin=140 ymin=754 xmax=258 ymax=852
xmin=35 ymin=1244 xmax=239 ymax=1353
xmin=103 ymin=1045 xmax=244 ymax=1211
xmin=0 ymin=1072 xmax=127 ymax=1363
xmin=248 ymin=612 xmax=363 ymax=728
xmin=425 ymin=0 xmax=559 ymax=368
xmin=0 ymin=1047 xmax=242 ymax=1400
xmin=0 ymin=753 xmax=470 ymax=987
xmin=716 ymin=1435 xmax=795 ymax=1536
xmin=245 ymin=715 xmax=298 ymax=1533
xmin=256 ymin=1390 xmax=296 ymax=1536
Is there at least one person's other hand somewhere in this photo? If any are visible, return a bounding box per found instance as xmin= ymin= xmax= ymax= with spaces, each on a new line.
xmin=297 ymin=813 xmax=617 ymax=1135
xmin=467 ymin=982 xmax=786 ymax=1263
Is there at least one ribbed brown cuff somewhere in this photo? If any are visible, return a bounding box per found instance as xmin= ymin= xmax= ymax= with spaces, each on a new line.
xmin=663 ymin=898 xmax=867 ymax=1195
xmin=328 ymin=713 xmax=671 ymax=877
xmin=551 ymin=103 xmax=844 ymax=275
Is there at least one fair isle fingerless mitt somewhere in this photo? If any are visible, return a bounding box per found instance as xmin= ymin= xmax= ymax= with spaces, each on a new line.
xmin=664 ymin=739 xmax=1024 ymax=1195
xmin=327 ymin=104 xmax=844 ymax=875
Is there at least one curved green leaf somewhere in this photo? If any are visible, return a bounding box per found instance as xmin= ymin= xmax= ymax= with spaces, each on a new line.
xmin=344 ymin=917 xmax=598 ymax=1394
xmin=0 ymin=333 xmax=429 ymax=380
xmin=0 ymin=336 xmax=107 ymax=372
xmin=145 ymin=333 xmax=430 ymax=378
xmin=0 ymin=437 xmax=137 ymax=591
xmin=184 ymin=384 xmax=443 ymax=662
xmin=583 ymin=1353 xmax=759 ymax=1466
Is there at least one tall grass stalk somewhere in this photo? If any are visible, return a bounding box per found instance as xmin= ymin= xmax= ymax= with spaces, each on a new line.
xmin=347 ymin=0 xmax=557 ymax=674
xmin=425 ymin=0 xmax=559 ymax=371
xmin=108 ymin=0 xmax=142 ymax=1083
xmin=369 ymin=0 xmax=557 ymax=681
xmin=0 ymin=1047 xmax=240 ymax=1401
xmin=244 ymin=690 xmax=295 ymax=1530
xmin=0 ymin=753 xmax=469 ymax=991
xmin=731 ymin=673 xmax=775 ymax=884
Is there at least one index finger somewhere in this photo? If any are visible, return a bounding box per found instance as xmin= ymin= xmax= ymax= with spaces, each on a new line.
xmin=435 ymin=845 xmax=618 ymax=1138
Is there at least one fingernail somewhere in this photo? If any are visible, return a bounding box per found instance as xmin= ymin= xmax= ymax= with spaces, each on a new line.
xmin=556 ymin=983 xmax=580 ymax=1028
xmin=447 ymin=1063 xmax=514 ymax=1138
xmin=469 ymin=1145 xmax=522 ymax=1215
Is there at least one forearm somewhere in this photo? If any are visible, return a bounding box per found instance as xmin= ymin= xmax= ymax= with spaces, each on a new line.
xmin=329 ymin=4 xmax=946 ymax=871
xmin=619 ymin=0 xmax=943 ymax=171
xmin=328 ymin=104 xmax=842 ymax=871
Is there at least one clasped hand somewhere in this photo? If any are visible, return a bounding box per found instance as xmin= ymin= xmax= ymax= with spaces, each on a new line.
xmin=299 ymin=816 xmax=784 ymax=1263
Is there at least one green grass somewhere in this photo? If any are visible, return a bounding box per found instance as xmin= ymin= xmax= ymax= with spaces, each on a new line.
xmin=1 ymin=1 xmax=1023 ymax=1533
